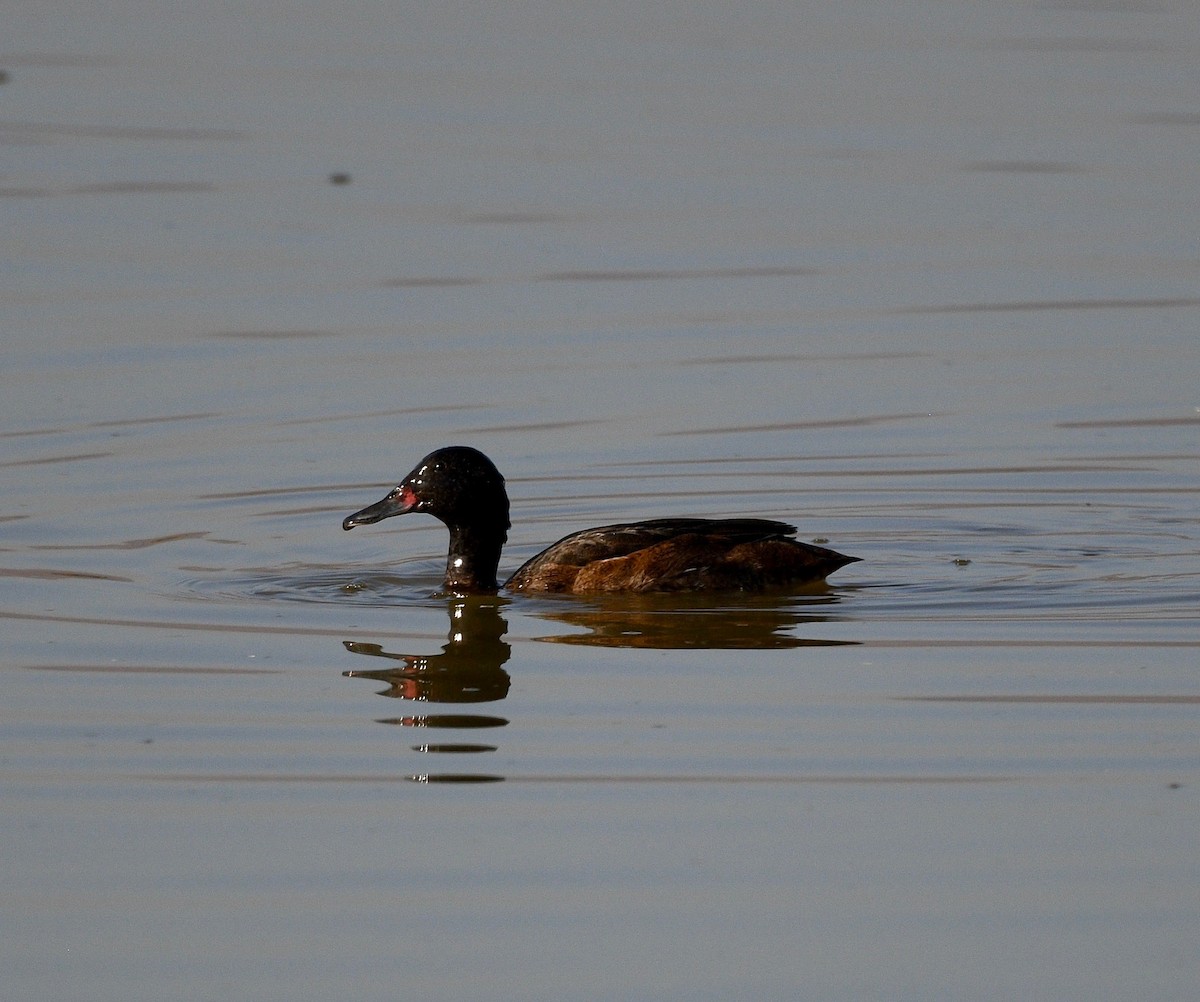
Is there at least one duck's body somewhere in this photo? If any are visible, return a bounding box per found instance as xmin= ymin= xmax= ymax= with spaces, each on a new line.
xmin=506 ymin=517 xmax=855 ymax=593
xmin=342 ymin=446 xmax=858 ymax=595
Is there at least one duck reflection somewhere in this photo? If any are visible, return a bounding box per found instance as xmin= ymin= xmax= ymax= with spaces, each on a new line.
xmin=343 ymin=597 xmax=511 ymax=703
xmin=527 ymin=591 xmax=858 ymax=649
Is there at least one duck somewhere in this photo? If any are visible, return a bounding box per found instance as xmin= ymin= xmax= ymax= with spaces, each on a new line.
xmin=342 ymin=446 xmax=859 ymax=594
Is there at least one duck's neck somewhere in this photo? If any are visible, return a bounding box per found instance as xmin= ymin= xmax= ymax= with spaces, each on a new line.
xmin=443 ymin=522 xmax=506 ymax=594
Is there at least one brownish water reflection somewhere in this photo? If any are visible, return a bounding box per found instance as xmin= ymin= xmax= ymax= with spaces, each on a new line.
xmin=341 ymin=591 xmax=856 ymax=713
xmin=342 ymin=600 xmax=512 ymax=781
xmin=340 ymin=592 xmax=857 ymax=783
xmin=529 ymin=592 xmax=858 ymax=649
xmin=343 ymin=598 xmax=511 ymax=703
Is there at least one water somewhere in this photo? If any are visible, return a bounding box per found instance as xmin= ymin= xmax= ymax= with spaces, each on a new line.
xmin=4 ymin=2 xmax=1199 ymax=999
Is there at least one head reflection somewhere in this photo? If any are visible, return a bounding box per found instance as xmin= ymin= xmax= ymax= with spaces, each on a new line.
xmin=343 ymin=598 xmax=511 ymax=704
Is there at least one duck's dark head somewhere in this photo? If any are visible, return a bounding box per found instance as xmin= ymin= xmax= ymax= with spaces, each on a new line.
xmin=343 ymin=446 xmax=510 ymax=532
xmin=342 ymin=446 xmax=510 ymax=593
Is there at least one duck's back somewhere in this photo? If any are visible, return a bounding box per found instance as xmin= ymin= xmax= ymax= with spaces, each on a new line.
xmin=504 ymin=517 xmax=858 ymax=594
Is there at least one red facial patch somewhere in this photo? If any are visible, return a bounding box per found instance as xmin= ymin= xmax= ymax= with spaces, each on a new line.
xmin=400 ymin=485 xmax=420 ymax=508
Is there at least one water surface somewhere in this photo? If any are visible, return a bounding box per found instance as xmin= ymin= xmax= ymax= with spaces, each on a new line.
xmin=3 ymin=2 xmax=1199 ymax=1000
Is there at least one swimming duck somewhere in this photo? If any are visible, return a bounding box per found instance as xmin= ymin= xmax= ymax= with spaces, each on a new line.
xmin=342 ymin=446 xmax=859 ymax=594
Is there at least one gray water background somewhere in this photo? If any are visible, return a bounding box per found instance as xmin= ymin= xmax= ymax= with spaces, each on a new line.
xmin=4 ymin=2 xmax=1199 ymax=999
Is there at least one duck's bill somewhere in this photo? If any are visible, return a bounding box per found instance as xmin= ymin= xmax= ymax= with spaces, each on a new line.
xmin=342 ymin=489 xmax=415 ymax=530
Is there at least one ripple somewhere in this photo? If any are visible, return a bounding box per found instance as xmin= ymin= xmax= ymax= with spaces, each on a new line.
xmin=536 ymin=265 xmax=818 ymax=282
xmin=963 ymin=160 xmax=1083 ymax=173
xmin=0 ymin=118 xmax=246 ymax=141
xmin=0 ymin=566 xmax=132 ymax=582
xmin=178 ymin=565 xmax=442 ymax=605
xmin=412 ymin=744 xmax=498 ymax=753
xmin=27 ymin=663 xmax=281 ymax=675
xmin=851 ymin=574 xmax=1200 ymax=625
xmin=891 ymin=297 xmax=1200 ymax=314
xmin=900 ymin=694 xmax=1200 ymax=704
xmin=380 ymin=715 xmax=509 ymax=728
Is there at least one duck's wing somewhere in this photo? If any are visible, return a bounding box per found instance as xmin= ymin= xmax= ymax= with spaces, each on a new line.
xmin=504 ymin=517 xmax=798 ymax=592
